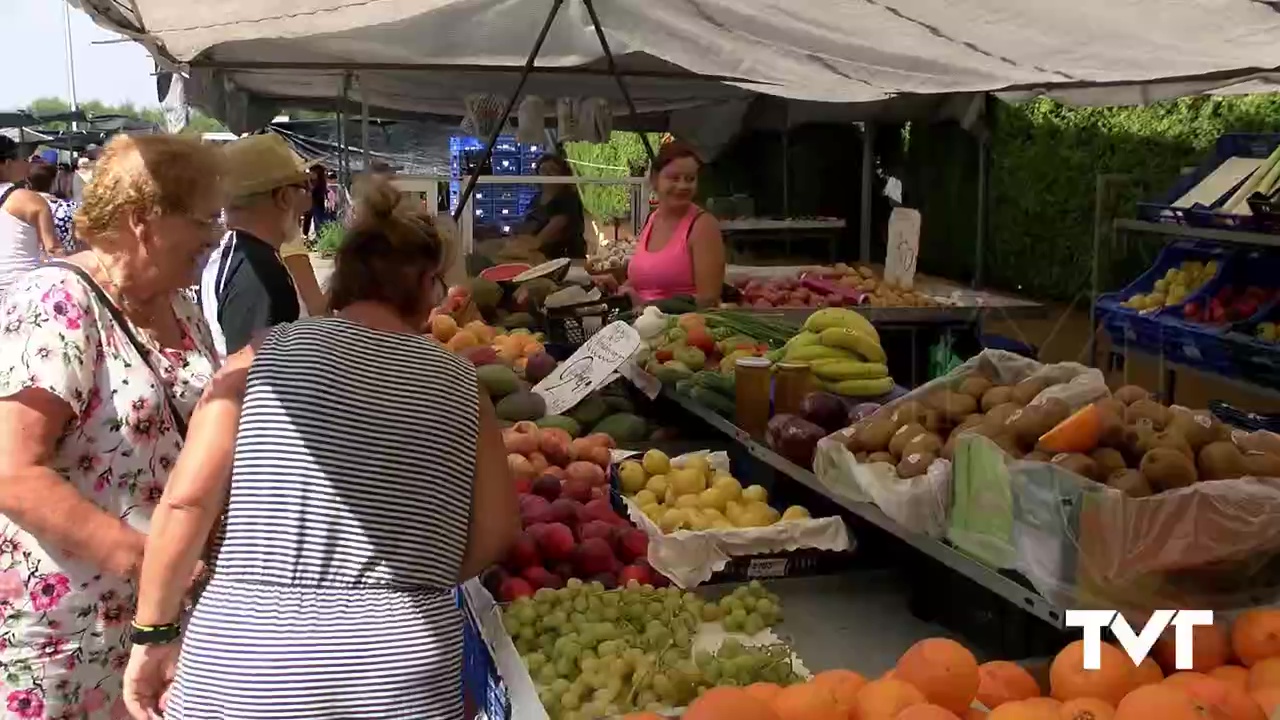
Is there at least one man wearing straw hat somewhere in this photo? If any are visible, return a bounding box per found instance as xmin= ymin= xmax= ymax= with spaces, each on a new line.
xmin=200 ymin=134 xmax=312 ymax=357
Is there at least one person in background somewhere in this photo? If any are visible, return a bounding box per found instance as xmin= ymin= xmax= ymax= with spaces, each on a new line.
xmin=302 ymin=164 xmax=330 ymax=238
xmin=512 ymin=153 xmax=586 ymax=260
xmin=0 ymin=137 xmax=60 ymax=296
xmin=27 ymin=160 xmax=80 ymax=254
xmin=626 ymin=140 xmax=726 ymax=307
xmin=122 ymin=176 xmax=517 ymax=720
xmin=0 ymin=133 xmax=222 ymax=720
xmin=73 ymin=156 xmax=93 ymax=203
xmin=54 ymin=161 xmax=75 ymax=200
xmin=199 ymin=134 xmax=311 ymax=358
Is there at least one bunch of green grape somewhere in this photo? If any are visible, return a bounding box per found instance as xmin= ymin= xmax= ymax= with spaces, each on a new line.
xmin=500 ymin=579 xmax=792 ymax=720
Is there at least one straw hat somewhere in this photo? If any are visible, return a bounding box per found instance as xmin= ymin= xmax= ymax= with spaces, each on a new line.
xmin=223 ymin=134 xmax=310 ymax=199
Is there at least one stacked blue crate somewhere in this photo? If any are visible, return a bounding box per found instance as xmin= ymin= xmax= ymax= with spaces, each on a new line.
xmin=451 ymin=135 xmax=546 ymax=227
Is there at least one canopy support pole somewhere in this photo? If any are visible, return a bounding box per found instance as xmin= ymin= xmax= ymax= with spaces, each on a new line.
xmin=582 ymin=0 xmax=655 ymax=164
xmin=859 ymin=122 xmax=875 ymax=263
xmin=974 ymin=130 xmax=988 ymax=289
xmin=360 ymin=73 xmax=371 ymax=172
xmin=452 ymin=0 xmax=566 ymax=222
xmin=339 ymin=72 xmax=353 ymax=188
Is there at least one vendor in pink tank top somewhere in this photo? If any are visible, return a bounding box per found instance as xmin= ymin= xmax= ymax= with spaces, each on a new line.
xmin=627 ymin=141 xmax=725 ymax=307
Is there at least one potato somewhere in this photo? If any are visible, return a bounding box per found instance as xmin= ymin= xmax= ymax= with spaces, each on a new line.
xmin=984 ymin=402 xmax=1022 ymax=428
xmin=1007 ymin=403 xmax=1064 ymax=449
xmin=1095 ymin=397 xmax=1127 ymax=419
xmin=844 ymin=420 xmax=872 ymax=452
xmin=859 ymin=418 xmax=898 ymax=453
xmin=991 ymin=433 xmax=1024 ymax=458
xmin=1108 ymin=469 xmax=1153 ymax=498
xmin=1147 ymin=429 xmax=1194 ymax=462
xmin=1125 ymin=399 xmax=1171 ymax=429
xmin=1051 ymin=452 xmax=1101 ymax=482
xmin=922 ymin=408 xmax=945 ymax=434
xmin=903 ymin=433 xmax=944 ymax=458
xmin=1140 ymin=448 xmax=1198 ymax=491
xmin=1165 ymin=407 xmax=1219 ymax=450
xmin=897 ymin=451 xmax=937 ymax=477
xmin=1031 ymin=397 xmax=1072 ymax=429
xmin=1121 ymin=418 xmax=1159 ymax=465
xmin=1024 ymin=450 xmax=1053 ymax=462
xmin=1010 ymin=377 xmax=1049 ymax=406
xmin=854 ymin=451 xmax=869 ymax=463
xmin=888 ymin=401 xmax=928 ymax=429
xmin=929 ymin=391 xmax=979 ymax=423
xmin=867 ymin=451 xmax=896 ymax=464
xmin=980 ymin=386 xmax=1014 ymax=413
xmin=1090 ymin=447 xmax=1128 ymax=478
xmin=889 ymin=422 xmax=928 ymax=458
xmin=1113 ymin=384 xmax=1152 ymax=405
xmin=1097 ymin=409 xmax=1127 ymax=449
xmin=1197 ymin=441 xmax=1247 ymax=481
xmin=958 ymin=376 xmax=994 ymax=400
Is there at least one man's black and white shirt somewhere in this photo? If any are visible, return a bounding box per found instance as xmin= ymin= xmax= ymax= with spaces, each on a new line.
xmin=200 ymin=229 xmax=301 ymax=357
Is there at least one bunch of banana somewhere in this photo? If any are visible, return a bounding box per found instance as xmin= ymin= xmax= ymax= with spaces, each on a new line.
xmin=781 ymin=308 xmax=893 ymax=397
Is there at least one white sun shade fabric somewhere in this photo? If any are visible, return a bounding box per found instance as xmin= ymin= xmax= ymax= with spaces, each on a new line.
xmin=70 ymin=0 xmax=1280 ymax=129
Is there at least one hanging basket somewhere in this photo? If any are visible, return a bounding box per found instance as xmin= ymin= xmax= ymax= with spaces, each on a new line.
xmin=462 ymin=94 xmax=508 ymax=139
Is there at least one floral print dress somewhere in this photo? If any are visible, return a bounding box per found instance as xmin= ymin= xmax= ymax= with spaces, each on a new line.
xmin=0 ymin=266 xmax=216 ymax=719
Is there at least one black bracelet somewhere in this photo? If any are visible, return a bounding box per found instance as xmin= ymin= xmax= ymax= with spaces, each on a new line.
xmin=129 ymin=621 xmax=182 ymax=646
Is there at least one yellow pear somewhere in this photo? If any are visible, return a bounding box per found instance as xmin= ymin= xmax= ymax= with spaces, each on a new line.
xmin=658 ymin=508 xmax=689 ymax=534
xmin=619 ymin=461 xmax=647 ymax=494
xmin=681 ymin=455 xmax=712 ymax=479
xmin=633 ymin=489 xmax=658 ymax=507
xmin=686 ymin=510 xmax=713 ymax=532
xmin=712 ymin=475 xmax=743 ymax=502
xmin=642 ymin=449 xmax=671 ymax=476
xmin=674 ymin=494 xmax=701 ymax=510
xmin=739 ymin=502 xmax=777 ymax=527
xmin=698 ymin=487 xmax=729 ymax=512
xmin=669 ymin=468 xmax=707 ymax=497
xmin=725 ymin=500 xmax=745 ymax=526
xmin=644 ymin=475 xmax=668 ymax=499
xmin=642 ymin=504 xmax=662 ymax=521
xmin=742 ymin=484 xmax=769 ymax=503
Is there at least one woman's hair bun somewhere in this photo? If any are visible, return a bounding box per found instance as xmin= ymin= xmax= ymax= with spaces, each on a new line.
xmin=351 ymin=174 xmax=403 ymax=224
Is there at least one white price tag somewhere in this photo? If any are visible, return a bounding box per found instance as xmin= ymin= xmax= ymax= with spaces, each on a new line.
xmin=885 ymin=207 xmax=921 ymax=291
xmin=746 ymin=557 xmax=789 ymax=578
xmin=618 ymin=360 xmax=660 ymax=400
xmin=532 ymin=322 xmax=641 ymax=416
xmin=610 ymin=449 xmax=642 ymax=463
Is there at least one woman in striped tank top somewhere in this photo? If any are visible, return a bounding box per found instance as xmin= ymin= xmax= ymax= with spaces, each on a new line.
xmin=121 ymin=178 xmax=519 ymax=719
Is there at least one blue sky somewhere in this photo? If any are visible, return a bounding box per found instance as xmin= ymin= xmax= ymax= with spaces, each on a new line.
xmin=3 ymin=0 xmax=158 ymax=110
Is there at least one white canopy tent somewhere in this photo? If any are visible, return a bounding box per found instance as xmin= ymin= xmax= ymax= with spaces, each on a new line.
xmin=72 ymin=0 xmax=1280 ymax=131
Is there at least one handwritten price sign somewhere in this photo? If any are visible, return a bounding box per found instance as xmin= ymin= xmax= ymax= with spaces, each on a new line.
xmin=532 ymin=321 xmax=641 ymax=416
xmin=885 ymin=207 xmax=921 ymax=291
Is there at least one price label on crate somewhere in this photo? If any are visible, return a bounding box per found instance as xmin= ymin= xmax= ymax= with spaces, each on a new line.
xmin=532 ymin=321 xmax=641 ymax=416
xmin=885 ymin=207 xmax=921 ymax=291
xmin=1183 ymin=344 xmax=1202 ymax=361
xmin=746 ymin=557 xmax=790 ymax=579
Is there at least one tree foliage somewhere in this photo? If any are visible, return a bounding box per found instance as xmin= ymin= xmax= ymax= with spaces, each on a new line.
xmin=25 ymin=96 xmax=226 ymax=134
xmin=563 ymin=132 xmax=661 ymax=221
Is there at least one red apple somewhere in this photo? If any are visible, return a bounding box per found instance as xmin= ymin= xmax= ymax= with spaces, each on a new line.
xmin=529 ymin=522 xmax=575 ymax=561
xmin=572 ymin=537 xmax=616 ymax=576
xmin=498 ymin=576 xmax=535 ymax=601
xmin=503 ymin=532 xmax=540 ymax=571
xmin=531 ymin=475 xmax=562 ymax=502
xmin=615 ymin=529 xmax=649 ymax=563
xmin=562 ymin=479 xmax=593 ymax=504
xmin=548 ymin=499 xmax=582 ymax=527
xmin=521 ymin=566 xmax=563 ymax=590
xmin=618 ymin=564 xmax=652 ymax=587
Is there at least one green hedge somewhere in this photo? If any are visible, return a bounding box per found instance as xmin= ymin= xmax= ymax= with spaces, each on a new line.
xmin=986 ymin=95 xmax=1280 ymax=300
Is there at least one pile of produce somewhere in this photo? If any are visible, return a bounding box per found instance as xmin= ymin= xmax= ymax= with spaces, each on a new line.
xmin=617 ymin=449 xmax=811 ymax=533
xmin=765 ymin=394 xmax=881 ymax=468
xmin=778 ymin=308 xmax=894 ymax=398
xmin=1119 ymin=260 xmax=1217 ymax=311
xmin=484 ymin=422 xmax=658 ymax=600
xmin=654 ymin=605 xmax=1280 ymax=720
xmin=823 ymin=263 xmax=940 ymax=308
xmin=730 ymin=275 xmax=862 ymax=309
xmin=500 ymin=580 xmax=798 ymax=718
xmin=1182 ymin=284 xmax=1276 ymax=324
xmin=845 ymin=374 xmax=1280 ymax=492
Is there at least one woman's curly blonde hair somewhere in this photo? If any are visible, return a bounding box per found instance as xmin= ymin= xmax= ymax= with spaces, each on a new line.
xmin=75 ymin=134 xmax=225 ymax=242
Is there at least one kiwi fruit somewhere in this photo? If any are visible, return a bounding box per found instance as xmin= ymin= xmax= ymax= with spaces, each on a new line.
xmin=1235 ymin=429 xmax=1280 ymax=457
xmin=889 ymin=422 xmax=928 ymax=457
xmin=1007 ymin=404 xmax=1063 ymax=449
xmin=1024 ymin=450 xmax=1053 ymax=463
xmin=1010 ymin=377 xmax=1049 ymax=406
xmin=980 ymin=386 xmax=1014 ymax=413
xmin=903 ymin=432 xmax=944 ymax=458
xmin=867 ymin=451 xmax=896 ymax=465
xmin=1113 ymin=384 xmax=1152 ymax=405
xmin=1097 ymin=409 xmax=1127 ymax=449
xmin=1120 ymin=418 xmax=1159 ymax=464
xmin=1244 ymin=452 xmax=1280 ymax=478
xmin=1107 ymin=469 xmax=1153 ymax=498
xmin=991 ymin=433 xmax=1024 ymax=458
xmin=1140 ymin=448 xmax=1198 ymax=491
xmin=1147 ymin=429 xmax=1194 ymax=462
xmin=1032 ymin=397 xmax=1072 ymax=428
xmin=1197 ymin=441 xmax=1247 ymax=480
xmin=985 ymin=402 xmax=1023 ymax=428
xmin=854 ymin=451 xmax=869 ymax=463
xmin=954 ymin=414 xmax=987 ymax=434
xmin=844 ymin=420 xmax=872 ymax=452
xmin=888 ymin=400 xmax=928 ymax=429
xmin=958 ymin=376 xmax=994 ymax=400
xmin=859 ymin=418 xmax=898 ymax=453
xmin=1125 ymin=399 xmax=1171 ymax=429
xmin=1051 ymin=452 xmax=1101 ymax=482
xmin=929 ymin=391 xmax=979 ymax=423
xmin=1095 ymin=397 xmax=1127 ymax=418
xmin=1090 ymin=447 xmax=1128 ymax=478
xmin=897 ymin=451 xmax=937 ymax=477
xmin=922 ymin=408 xmax=945 ymax=434
xmin=1165 ymin=407 xmax=1218 ymax=450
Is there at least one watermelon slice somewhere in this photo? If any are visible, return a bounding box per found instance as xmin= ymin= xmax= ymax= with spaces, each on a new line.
xmin=479 ymin=263 xmax=532 ymax=282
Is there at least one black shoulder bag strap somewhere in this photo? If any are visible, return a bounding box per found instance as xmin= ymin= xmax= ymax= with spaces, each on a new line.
xmin=49 ymin=261 xmax=190 ymax=437
xmin=0 ymin=185 xmax=20 ymax=210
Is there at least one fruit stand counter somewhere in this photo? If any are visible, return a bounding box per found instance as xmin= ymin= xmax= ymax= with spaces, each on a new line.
xmin=656 ymin=388 xmax=1067 ymax=635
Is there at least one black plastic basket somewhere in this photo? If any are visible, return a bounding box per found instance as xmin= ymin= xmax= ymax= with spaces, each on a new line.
xmin=539 ymin=293 xmax=633 ymax=347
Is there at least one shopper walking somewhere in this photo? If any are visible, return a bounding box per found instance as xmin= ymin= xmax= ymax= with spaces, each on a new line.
xmin=122 ymin=177 xmax=517 ymax=720
xmin=0 ymin=134 xmax=222 ymax=720
xmin=26 ymin=161 xmax=80 ymax=254
xmin=199 ymin=134 xmax=311 ymax=358
xmin=0 ymin=138 xmax=61 ymax=298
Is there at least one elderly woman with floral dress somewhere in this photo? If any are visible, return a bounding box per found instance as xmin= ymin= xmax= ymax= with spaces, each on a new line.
xmin=0 ymin=134 xmax=223 ymax=719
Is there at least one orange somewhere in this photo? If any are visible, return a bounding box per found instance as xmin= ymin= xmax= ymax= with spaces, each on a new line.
xmin=1133 ymin=657 xmax=1164 ymax=687
xmin=896 ymin=704 xmax=962 ymax=720
xmin=1049 ymin=640 xmax=1136 ymax=706
xmin=1175 ymin=675 xmax=1265 ymax=720
xmin=1250 ymin=686 xmax=1280 ymax=715
xmin=895 ymin=638 xmax=981 ymax=714
xmin=1059 ymin=697 xmax=1115 ymax=720
xmin=989 ymin=698 xmax=1061 ymax=720
xmin=812 ymin=669 xmax=867 ymax=713
xmin=857 ymin=678 xmax=928 ymax=720
xmin=1246 ymin=656 xmax=1280 ymax=691
xmin=1232 ymin=609 xmax=1280 ymax=667
xmin=977 ymin=661 xmax=1041 ymax=709
xmin=684 ymin=687 xmax=781 ymax=720
xmin=744 ymin=683 xmax=783 ymax=705
xmin=772 ymin=682 xmax=845 ymax=720
xmin=1113 ymin=684 xmax=1202 ymax=720
xmin=1211 ymin=665 xmax=1250 ymax=692
xmin=1152 ymin=622 xmax=1231 ymax=674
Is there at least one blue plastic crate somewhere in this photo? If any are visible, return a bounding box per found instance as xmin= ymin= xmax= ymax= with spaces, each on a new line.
xmin=1160 ymin=247 xmax=1280 ymax=375
xmin=1096 ymin=239 xmax=1234 ymax=355
xmin=494 ymin=200 xmax=523 ymax=220
xmin=522 ymin=143 xmax=547 ymax=157
xmin=459 ymin=590 xmax=509 ymax=720
xmin=1137 ymin=133 xmax=1280 ymax=230
xmin=492 ymin=156 xmax=523 ymax=175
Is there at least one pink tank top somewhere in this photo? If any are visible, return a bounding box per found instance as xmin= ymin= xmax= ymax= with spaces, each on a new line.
xmin=628 ymin=206 xmax=701 ymax=302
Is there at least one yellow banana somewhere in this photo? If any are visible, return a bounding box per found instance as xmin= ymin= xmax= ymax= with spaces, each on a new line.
xmin=784 ymin=344 xmax=860 ymax=363
xmin=818 ymin=327 xmax=886 ymax=364
xmin=809 ymin=359 xmax=890 ymax=382
xmin=803 ymin=308 xmax=879 ymax=343
xmin=826 ymin=376 xmax=895 ymax=397
xmin=783 ymin=331 xmax=823 ymax=352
